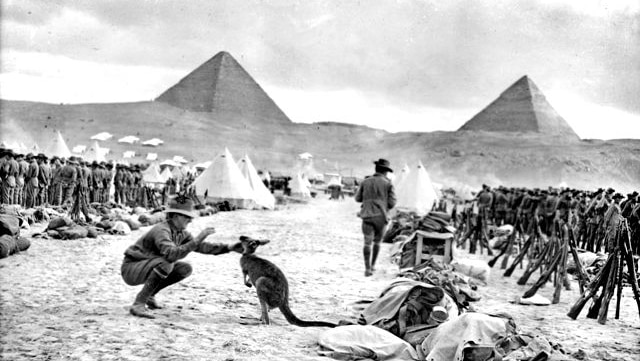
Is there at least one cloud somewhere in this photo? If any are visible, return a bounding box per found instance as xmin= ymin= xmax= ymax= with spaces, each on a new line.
xmin=1 ymin=0 xmax=639 ymax=133
xmin=0 ymin=50 xmax=183 ymax=103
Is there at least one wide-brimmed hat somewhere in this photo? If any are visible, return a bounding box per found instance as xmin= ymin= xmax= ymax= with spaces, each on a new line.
xmin=612 ymin=193 xmax=625 ymax=200
xmin=373 ymin=158 xmax=393 ymax=172
xmin=165 ymin=197 xmax=197 ymax=218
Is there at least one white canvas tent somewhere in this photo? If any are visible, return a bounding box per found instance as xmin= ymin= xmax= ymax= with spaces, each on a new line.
xmin=123 ymin=150 xmax=136 ymax=159
xmin=142 ymin=163 xmax=165 ymax=184
xmin=192 ymin=148 xmax=256 ymax=209
xmin=46 ymin=131 xmax=72 ymax=158
xmin=289 ymin=172 xmax=312 ymax=198
xmin=91 ymin=132 xmax=113 ymax=141
xmin=84 ymin=141 xmax=107 ymax=162
xmin=160 ymin=159 xmax=180 ymax=167
xmin=171 ymin=166 xmax=187 ymax=179
xmin=172 ymin=155 xmax=188 ymax=164
xmin=72 ymin=145 xmax=87 ymax=154
xmin=160 ymin=167 xmax=173 ymax=182
xmin=237 ymin=155 xmax=275 ymax=210
xmin=142 ymin=138 xmax=164 ymax=147
xmin=118 ymin=135 xmax=140 ymax=144
xmin=146 ymin=153 xmax=158 ymax=161
xmin=395 ymin=161 xmax=439 ymax=216
xmin=393 ymin=164 xmax=411 ymax=186
xmin=326 ymin=173 xmax=342 ymax=187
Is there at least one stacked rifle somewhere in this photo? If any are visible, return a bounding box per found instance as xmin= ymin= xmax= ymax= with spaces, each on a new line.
xmin=567 ymin=219 xmax=640 ymax=324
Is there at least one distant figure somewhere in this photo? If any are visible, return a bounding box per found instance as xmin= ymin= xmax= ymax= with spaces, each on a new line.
xmin=355 ymin=158 xmax=396 ymax=277
xmin=120 ymin=196 xmax=242 ymax=319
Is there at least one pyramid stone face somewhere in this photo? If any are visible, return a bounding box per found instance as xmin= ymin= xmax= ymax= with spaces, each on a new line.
xmin=155 ymin=52 xmax=291 ymax=124
xmin=459 ymin=76 xmax=579 ymax=139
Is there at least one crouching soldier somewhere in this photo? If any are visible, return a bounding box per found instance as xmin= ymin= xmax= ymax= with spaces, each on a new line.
xmin=120 ymin=196 xmax=242 ymax=319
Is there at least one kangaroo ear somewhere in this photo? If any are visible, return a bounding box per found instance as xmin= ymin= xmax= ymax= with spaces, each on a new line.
xmin=259 ymin=239 xmax=270 ymax=245
xmin=239 ymin=235 xmax=250 ymax=242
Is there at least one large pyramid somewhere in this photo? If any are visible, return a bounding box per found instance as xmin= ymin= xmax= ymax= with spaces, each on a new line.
xmin=458 ymin=75 xmax=579 ymax=139
xmin=155 ymin=51 xmax=292 ymax=124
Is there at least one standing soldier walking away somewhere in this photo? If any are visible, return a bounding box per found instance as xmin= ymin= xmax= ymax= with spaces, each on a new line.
xmin=37 ymin=154 xmax=51 ymax=206
xmin=355 ymin=158 xmax=396 ymax=277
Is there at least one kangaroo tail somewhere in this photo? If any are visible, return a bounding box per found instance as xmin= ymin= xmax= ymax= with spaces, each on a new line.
xmin=279 ymin=302 xmax=336 ymax=328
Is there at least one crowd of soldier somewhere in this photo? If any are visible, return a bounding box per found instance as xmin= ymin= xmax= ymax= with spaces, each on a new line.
xmin=456 ymin=184 xmax=639 ymax=255
xmin=0 ymin=148 xmax=195 ymax=211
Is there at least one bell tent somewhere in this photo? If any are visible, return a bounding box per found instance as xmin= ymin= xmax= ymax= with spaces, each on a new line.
xmin=84 ymin=141 xmax=107 ymax=162
xmin=289 ymin=172 xmax=312 ymax=198
xmin=192 ymin=148 xmax=256 ymax=209
xmin=237 ymin=155 xmax=275 ymax=210
xmin=141 ymin=163 xmax=165 ymax=184
xmin=46 ymin=131 xmax=72 ymax=159
xmin=395 ymin=161 xmax=439 ymax=216
xmin=394 ymin=163 xmax=410 ymax=186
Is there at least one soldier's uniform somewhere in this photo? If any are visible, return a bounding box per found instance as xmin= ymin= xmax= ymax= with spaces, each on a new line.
xmin=24 ymin=154 xmax=40 ymax=208
xmin=90 ymin=162 xmax=102 ymax=203
xmin=114 ymin=164 xmax=124 ymax=204
xmin=2 ymin=151 xmax=20 ymax=205
xmin=37 ymin=155 xmax=51 ymax=206
xmin=104 ymin=162 xmax=114 ymax=203
xmin=15 ymin=154 xmax=28 ymax=206
xmin=58 ymin=158 xmax=78 ymax=206
xmin=49 ymin=157 xmax=63 ymax=205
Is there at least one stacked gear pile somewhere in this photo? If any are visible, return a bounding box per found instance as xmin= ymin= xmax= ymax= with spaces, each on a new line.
xmin=0 ymin=212 xmax=31 ymax=258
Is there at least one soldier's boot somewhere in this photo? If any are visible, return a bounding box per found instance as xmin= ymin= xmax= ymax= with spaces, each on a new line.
xmin=146 ymin=262 xmax=192 ymax=309
xmin=370 ymin=243 xmax=380 ymax=273
xmin=363 ymin=245 xmax=372 ymax=277
xmin=130 ymin=272 xmax=163 ymax=319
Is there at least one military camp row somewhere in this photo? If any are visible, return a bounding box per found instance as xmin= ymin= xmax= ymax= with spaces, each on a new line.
xmin=0 ymin=146 xmax=339 ymax=211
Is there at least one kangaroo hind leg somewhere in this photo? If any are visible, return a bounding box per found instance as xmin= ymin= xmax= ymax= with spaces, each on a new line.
xmin=255 ymin=276 xmax=278 ymax=325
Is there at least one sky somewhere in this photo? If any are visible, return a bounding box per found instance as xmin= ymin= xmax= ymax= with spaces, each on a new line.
xmin=1 ymin=0 xmax=639 ymax=140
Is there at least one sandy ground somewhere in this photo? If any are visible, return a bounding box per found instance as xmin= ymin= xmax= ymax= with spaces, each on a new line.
xmin=1 ymin=197 xmax=638 ymax=361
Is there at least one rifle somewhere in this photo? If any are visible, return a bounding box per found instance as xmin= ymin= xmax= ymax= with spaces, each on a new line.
xmin=567 ymin=228 xmax=590 ymax=294
xmin=522 ymin=245 xmax=564 ymax=299
xmin=504 ymin=234 xmax=533 ymax=277
xmin=567 ymin=252 xmax=615 ymax=319
xmin=517 ymin=237 xmax=552 ymax=285
xmin=621 ymin=220 xmax=640 ymax=319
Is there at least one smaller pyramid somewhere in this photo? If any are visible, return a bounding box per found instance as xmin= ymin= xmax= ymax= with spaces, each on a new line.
xmin=458 ymin=76 xmax=579 ymax=139
xmin=155 ymin=51 xmax=291 ymax=124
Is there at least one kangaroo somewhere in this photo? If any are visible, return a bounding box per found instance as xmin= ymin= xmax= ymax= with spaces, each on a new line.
xmin=237 ymin=236 xmax=336 ymax=328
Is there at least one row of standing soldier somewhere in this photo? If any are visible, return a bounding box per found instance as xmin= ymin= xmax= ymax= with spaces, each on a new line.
xmin=0 ymin=148 xmax=195 ymax=211
xmin=0 ymin=149 xmax=113 ymax=208
xmin=455 ymin=184 xmax=639 ymax=256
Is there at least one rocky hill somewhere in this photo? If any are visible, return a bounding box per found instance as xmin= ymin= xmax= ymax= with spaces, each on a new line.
xmin=1 ymin=52 xmax=638 ymax=193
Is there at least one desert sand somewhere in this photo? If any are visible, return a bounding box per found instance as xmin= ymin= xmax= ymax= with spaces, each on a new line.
xmin=1 ymin=197 xmax=638 ymax=360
